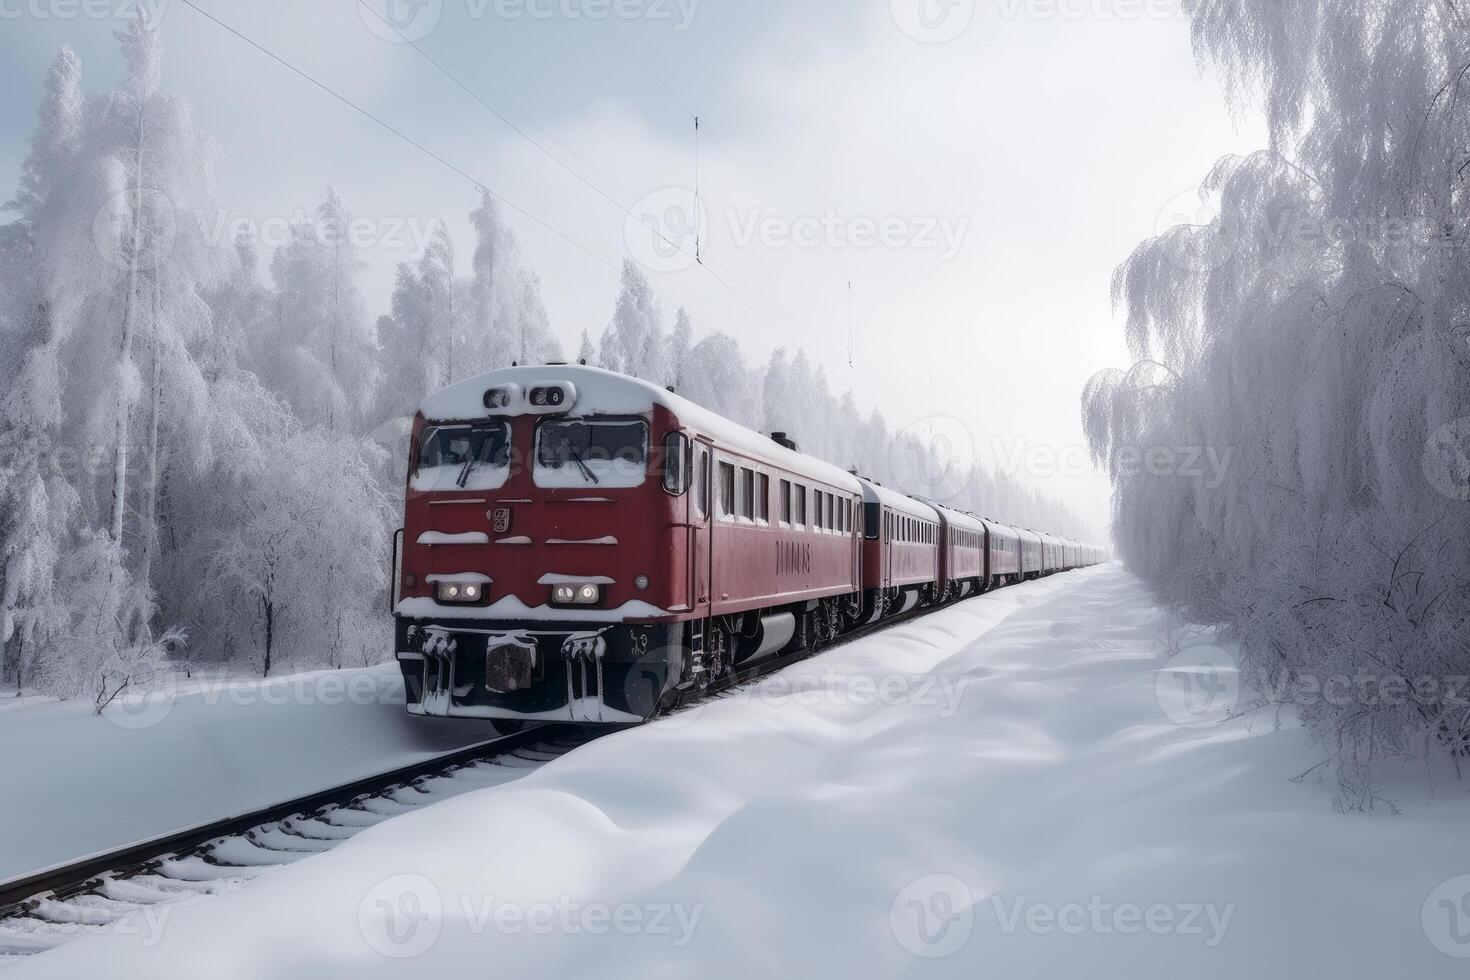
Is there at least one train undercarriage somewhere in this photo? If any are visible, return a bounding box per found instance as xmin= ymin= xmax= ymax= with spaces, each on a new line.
xmin=396 ymin=576 xmax=1016 ymax=724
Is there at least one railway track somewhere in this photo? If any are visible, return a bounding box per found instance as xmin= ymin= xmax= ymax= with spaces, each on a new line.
xmin=0 ymin=579 xmax=1027 ymax=962
xmin=0 ymin=724 xmax=596 ymax=959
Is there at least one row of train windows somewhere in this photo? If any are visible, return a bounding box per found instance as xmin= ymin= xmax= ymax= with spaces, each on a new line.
xmin=886 ymin=512 xmax=937 ymax=545
xmin=949 ymin=528 xmax=982 ymax=550
xmin=715 ymin=462 xmax=854 ymax=533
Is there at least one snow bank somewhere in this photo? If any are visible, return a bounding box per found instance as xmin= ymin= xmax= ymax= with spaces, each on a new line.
xmin=0 ymin=665 xmax=503 ymax=883
xmin=11 ymin=567 xmax=1469 ymax=978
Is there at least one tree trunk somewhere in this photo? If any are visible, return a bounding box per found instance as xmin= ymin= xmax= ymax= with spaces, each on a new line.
xmin=108 ymin=102 xmax=147 ymax=544
xmin=138 ymin=274 xmax=164 ymax=594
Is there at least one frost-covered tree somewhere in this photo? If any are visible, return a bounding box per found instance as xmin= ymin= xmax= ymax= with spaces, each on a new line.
xmin=0 ymin=48 xmax=83 ymax=691
xmin=467 ymin=189 xmax=560 ymax=370
xmin=261 ymin=188 xmax=376 ymax=434
xmin=600 ymin=259 xmax=670 ymax=384
xmin=576 ymin=328 xmax=596 ymax=366
xmin=1083 ymin=0 xmax=1470 ymax=785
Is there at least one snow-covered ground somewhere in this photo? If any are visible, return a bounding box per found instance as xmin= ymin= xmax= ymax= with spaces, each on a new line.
xmin=10 ymin=565 xmax=1470 ymax=978
xmin=0 ymin=665 xmax=504 ymax=883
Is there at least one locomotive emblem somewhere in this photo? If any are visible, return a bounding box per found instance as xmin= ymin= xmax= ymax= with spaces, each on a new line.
xmin=491 ymin=508 xmax=512 ymax=534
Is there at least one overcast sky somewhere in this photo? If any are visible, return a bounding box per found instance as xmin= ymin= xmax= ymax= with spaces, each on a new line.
xmin=0 ymin=0 xmax=1266 ymax=535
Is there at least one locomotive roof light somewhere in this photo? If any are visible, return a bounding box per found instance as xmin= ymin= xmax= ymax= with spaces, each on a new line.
xmin=525 ymin=382 xmax=577 ymax=416
xmin=482 ymin=384 xmax=520 ymax=414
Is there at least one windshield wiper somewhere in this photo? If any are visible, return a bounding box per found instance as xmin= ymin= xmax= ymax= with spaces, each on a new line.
xmin=568 ymin=445 xmax=599 ymax=484
xmin=456 ymin=437 xmax=492 ymax=488
xmin=455 ymin=452 xmax=478 ymax=488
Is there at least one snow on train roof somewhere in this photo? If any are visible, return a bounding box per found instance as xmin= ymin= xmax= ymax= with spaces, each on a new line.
xmin=931 ymin=502 xmax=987 ymax=533
xmin=858 ymin=478 xmax=939 ymax=521
xmin=980 ymin=518 xmax=1022 ymax=542
xmin=419 ymin=364 xmax=862 ymax=492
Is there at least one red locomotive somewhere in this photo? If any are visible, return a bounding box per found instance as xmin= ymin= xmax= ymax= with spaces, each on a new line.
xmin=392 ymin=364 xmax=1104 ymax=723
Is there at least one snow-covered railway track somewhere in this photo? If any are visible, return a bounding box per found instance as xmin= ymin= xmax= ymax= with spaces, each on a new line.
xmin=0 ymin=725 xmax=595 ymax=960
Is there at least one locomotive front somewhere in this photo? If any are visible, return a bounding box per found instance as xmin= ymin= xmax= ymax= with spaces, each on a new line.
xmin=392 ymin=365 xmax=690 ymax=724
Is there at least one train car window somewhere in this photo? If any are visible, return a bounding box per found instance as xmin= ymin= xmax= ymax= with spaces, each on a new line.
xmin=413 ymin=421 xmax=512 ymax=492
xmin=534 ymin=419 xmax=647 ymax=489
xmin=795 ymin=485 xmax=807 ymax=527
xmin=865 ymin=502 xmax=880 ymax=540
xmin=693 ymin=448 xmax=709 ymax=518
xmin=661 ymin=431 xmax=689 ymax=495
xmin=756 ymin=473 xmax=770 ymax=522
xmin=718 ymin=461 xmax=736 ymax=519
xmin=739 ymin=468 xmax=755 ymax=520
xmin=779 ymin=479 xmax=791 ymax=523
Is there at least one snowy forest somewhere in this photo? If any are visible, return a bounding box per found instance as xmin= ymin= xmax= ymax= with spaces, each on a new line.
xmin=1084 ymin=0 xmax=1470 ymax=782
xmin=0 ymin=21 xmax=1088 ymax=703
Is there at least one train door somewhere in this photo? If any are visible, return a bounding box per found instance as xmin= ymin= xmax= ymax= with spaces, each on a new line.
xmin=882 ymin=509 xmax=892 ymax=586
xmin=690 ymin=439 xmax=713 ymax=618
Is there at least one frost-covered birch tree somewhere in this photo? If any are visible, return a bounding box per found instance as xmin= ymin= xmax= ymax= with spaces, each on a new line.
xmin=1083 ymin=0 xmax=1470 ymax=783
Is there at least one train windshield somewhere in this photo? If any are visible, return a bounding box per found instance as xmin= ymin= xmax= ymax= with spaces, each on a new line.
xmin=534 ymin=418 xmax=648 ymax=489
xmin=412 ymin=422 xmax=512 ymax=492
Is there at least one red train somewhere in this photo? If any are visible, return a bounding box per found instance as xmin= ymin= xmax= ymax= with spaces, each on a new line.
xmin=392 ymin=364 xmax=1106 ymax=723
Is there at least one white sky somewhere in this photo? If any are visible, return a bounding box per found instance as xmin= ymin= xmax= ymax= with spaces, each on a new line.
xmin=0 ymin=0 xmax=1267 ymax=536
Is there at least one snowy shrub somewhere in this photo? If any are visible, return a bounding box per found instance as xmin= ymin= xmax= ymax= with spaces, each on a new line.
xmin=1084 ymin=0 xmax=1470 ymax=783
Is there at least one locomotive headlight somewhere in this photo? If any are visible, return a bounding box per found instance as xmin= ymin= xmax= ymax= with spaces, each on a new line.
xmin=550 ymin=582 xmax=602 ymax=606
xmin=634 ymin=574 xmax=650 ymax=590
xmin=435 ymin=581 xmax=485 ymax=604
